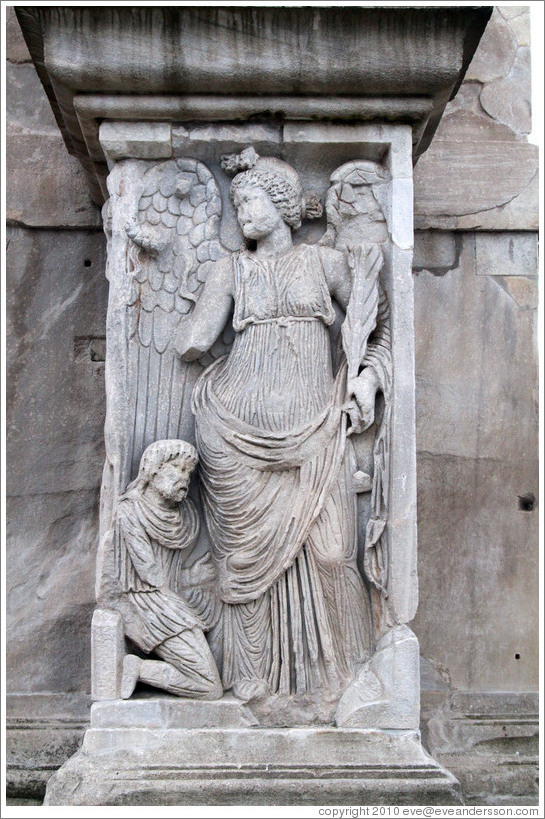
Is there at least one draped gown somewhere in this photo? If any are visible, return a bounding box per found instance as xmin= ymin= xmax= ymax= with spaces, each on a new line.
xmin=192 ymin=244 xmax=372 ymax=699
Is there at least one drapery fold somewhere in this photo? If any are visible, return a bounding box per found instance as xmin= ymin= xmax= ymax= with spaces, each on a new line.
xmin=193 ymin=360 xmax=348 ymax=604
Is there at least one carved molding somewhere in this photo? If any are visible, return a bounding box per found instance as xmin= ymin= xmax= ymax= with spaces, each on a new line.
xmin=15 ymin=5 xmax=491 ymax=204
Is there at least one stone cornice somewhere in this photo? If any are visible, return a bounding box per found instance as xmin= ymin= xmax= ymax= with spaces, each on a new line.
xmin=16 ymin=5 xmax=491 ymax=205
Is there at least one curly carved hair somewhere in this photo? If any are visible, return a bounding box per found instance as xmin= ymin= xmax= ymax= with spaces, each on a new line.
xmin=230 ymin=169 xmax=304 ymax=228
xmin=137 ymin=439 xmax=198 ymax=482
xmin=223 ymin=148 xmax=322 ymax=230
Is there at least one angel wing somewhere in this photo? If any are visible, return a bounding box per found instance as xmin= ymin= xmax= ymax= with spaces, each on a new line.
xmin=324 ymin=160 xmax=393 ymax=597
xmin=124 ymin=158 xmax=230 ymax=483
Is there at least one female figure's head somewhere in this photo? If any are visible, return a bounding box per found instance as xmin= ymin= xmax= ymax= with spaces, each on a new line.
xmin=222 ymin=147 xmax=322 ymax=233
xmin=231 ymin=183 xmax=286 ymax=242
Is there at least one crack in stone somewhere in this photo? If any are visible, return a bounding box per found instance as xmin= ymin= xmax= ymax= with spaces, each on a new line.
xmin=417 ymin=169 xmax=537 ymax=226
xmin=416 ymin=450 xmax=519 ymax=466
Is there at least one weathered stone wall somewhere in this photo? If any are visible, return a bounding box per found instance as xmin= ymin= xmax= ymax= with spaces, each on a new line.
xmin=412 ymin=7 xmax=538 ymax=803
xmin=412 ymin=5 xmax=538 ymax=695
xmin=6 ymin=4 xmax=105 ymax=696
xmin=6 ymin=10 xmax=105 ymax=796
xmin=6 ymin=6 xmax=538 ymax=803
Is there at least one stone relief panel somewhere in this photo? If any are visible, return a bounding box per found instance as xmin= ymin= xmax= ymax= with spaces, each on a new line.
xmin=95 ymin=140 xmax=413 ymax=726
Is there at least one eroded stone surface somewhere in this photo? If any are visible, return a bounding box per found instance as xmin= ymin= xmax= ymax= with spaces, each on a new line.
xmin=6 ymin=6 xmax=31 ymax=63
xmin=414 ymin=3 xmax=536 ymax=231
xmin=413 ymin=231 xmax=459 ymax=273
xmin=91 ymin=692 xmax=259 ymax=729
xmin=498 ymin=6 xmax=529 ymax=22
xmin=91 ymin=610 xmax=126 ymax=700
xmin=6 ymin=693 xmax=90 ymax=800
xmin=503 ymin=8 xmax=530 ymax=47
xmin=7 ymin=133 xmax=102 ymax=228
xmin=99 ymin=122 xmax=172 ymax=163
xmin=475 ymin=232 xmax=537 ymax=278
xmin=413 ymin=233 xmax=538 ymax=692
xmin=6 ymin=54 xmax=101 ymax=227
xmin=6 ymin=63 xmax=60 ymax=136
xmin=6 ymin=227 xmax=107 ymax=693
xmin=414 ymin=455 xmax=538 ymax=693
xmin=43 ymin=715 xmax=462 ymax=805
xmin=480 ymin=47 xmax=532 ymax=135
xmin=465 ymin=7 xmax=517 ymax=83
xmin=172 ymin=123 xmax=281 ymax=157
xmin=495 ymin=276 xmax=538 ymax=310
xmin=336 ymin=625 xmax=420 ymax=729
xmin=425 ymin=692 xmax=539 ymax=804
xmin=414 ymin=140 xmax=537 ymax=224
xmin=413 ymin=235 xmax=537 ymax=464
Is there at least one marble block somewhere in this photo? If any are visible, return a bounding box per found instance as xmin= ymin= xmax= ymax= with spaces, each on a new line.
xmin=44 ymin=696 xmax=462 ymax=806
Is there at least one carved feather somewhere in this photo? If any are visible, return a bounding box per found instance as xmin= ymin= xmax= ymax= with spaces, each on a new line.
xmin=341 ymin=243 xmax=383 ymax=380
xmin=128 ymin=158 xmax=227 ymax=330
xmin=123 ymin=158 xmax=230 ymax=482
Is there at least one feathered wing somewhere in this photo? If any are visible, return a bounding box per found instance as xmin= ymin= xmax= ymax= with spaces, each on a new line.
xmin=325 ymin=160 xmax=393 ymax=597
xmin=124 ymin=158 xmax=229 ymax=485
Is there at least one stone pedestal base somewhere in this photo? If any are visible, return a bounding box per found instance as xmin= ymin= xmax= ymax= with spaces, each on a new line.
xmin=44 ymin=696 xmax=462 ymax=806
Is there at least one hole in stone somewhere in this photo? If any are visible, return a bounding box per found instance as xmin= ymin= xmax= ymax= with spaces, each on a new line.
xmin=84 ymin=258 xmax=92 ymax=268
xmin=515 ymin=653 xmax=521 ymax=660
xmin=518 ymin=493 xmax=535 ymax=512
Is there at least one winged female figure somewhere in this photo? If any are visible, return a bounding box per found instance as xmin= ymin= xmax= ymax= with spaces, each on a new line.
xmin=173 ymin=148 xmax=391 ymax=712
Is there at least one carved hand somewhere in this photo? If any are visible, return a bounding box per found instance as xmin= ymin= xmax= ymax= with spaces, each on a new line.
xmin=345 ymin=368 xmax=380 ymax=436
xmin=126 ymin=222 xmax=168 ymax=257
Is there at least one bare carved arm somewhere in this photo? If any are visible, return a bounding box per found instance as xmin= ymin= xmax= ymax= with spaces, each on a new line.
xmin=174 ymin=256 xmax=234 ymax=361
